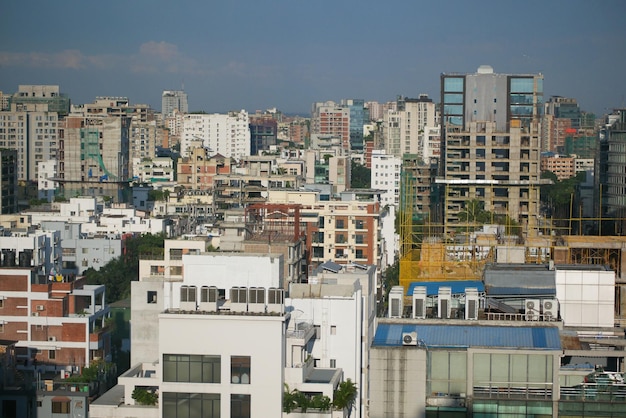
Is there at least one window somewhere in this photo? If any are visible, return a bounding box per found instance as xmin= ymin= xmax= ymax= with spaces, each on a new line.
xmin=180 ymin=286 xmax=197 ymax=303
xmin=330 ymin=326 xmax=337 ymax=335
xmin=0 ymin=299 xmax=3 ymax=308
xmin=49 ymin=350 xmax=56 ymax=360
xmin=147 ymin=291 xmax=157 ymax=304
xmin=0 ymin=324 xmax=3 ymax=333
xmin=3 ymin=399 xmax=17 ymax=418
xmin=335 ymin=219 xmax=345 ymax=229
xmin=355 ymin=219 xmax=364 ymax=229
xmin=163 ymin=354 xmax=221 ymax=383
xmin=231 ymin=394 xmax=250 ymax=418
xmin=231 ymin=356 xmax=251 ymax=384
xmin=428 ymin=351 xmax=467 ymax=396
xmin=355 ymin=249 xmax=364 ymax=259
xmin=330 ymin=359 xmax=336 ymax=368
xmin=163 ymin=392 xmax=220 ymax=418
xmin=52 ymin=399 xmax=70 ymax=414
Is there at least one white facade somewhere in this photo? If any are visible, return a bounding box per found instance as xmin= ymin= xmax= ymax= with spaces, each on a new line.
xmin=370 ymin=150 xmax=401 ymax=207
xmin=421 ymin=125 xmax=441 ymax=162
xmin=287 ymin=283 xmax=363 ymax=417
xmin=379 ymin=205 xmax=398 ymax=267
xmin=133 ymin=156 xmax=175 ymax=183
xmin=159 ymin=312 xmax=285 ymax=418
xmin=133 ymin=250 xmax=284 ymax=365
xmin=181 ymin=111 xmax=251 ymax=160
xmin=37 ymin=159 xmax=58 ymax=201
xmin=555 ymin=266 xmax=615 ymax=328
xmin=0 ymin=229 xmax=60 ymax=276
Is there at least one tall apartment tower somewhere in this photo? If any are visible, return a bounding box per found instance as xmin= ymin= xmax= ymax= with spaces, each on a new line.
xmin=0 ymin=149 xmax=18 ymax=213
xmin=597 ymin=109 xmax=626 ymax=233
xmin=161 ymin=90 xmax=188 ymax=120
xmin=181 ymin=110 xmax=251 ymax=160
xmin=58 ymin=114 xmax=130 ymax=201
xmin=0 ymin=85 xmax=68 ymax=182
xmin=384 ymin=95 xmax=437 ymax=159
xmin=341 ymin=99 xmax=367 ymax=152
xmin=311 ymin=101 xmax=351 ymax=151
xmin=440 ymin=65 xmax=544 ymax=234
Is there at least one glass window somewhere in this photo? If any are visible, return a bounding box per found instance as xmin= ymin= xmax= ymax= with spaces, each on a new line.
xmin=428 ymin=351 xmax=467 ymax=396
xmin=510 ymin=77 xmax=534 ymax=93
xmin=510 ymin=105 xmax=533 ymax=116
xmin=163 ymin=392 xmax=220 ymax=418
xmin=231 ymin=394 xmax=250 ymax=418
xmin=163 ymin=354 xmax=221 ymax=383
xmin=444 ymin=105 xmax=464 ymax=115
xmin=444 ymin=93 xmax=464 ymax=103
xmin=147 ymin=291 xmax=157 ymax=304
xmin=231 ymin=356 xmax=251 ymax=384
xmin=444 ymin=77 xmax=464 ymax=92
xmin=52 ymin=400 xmax=70 ymax=414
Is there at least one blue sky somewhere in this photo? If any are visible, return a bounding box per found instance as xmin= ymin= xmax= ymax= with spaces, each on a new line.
xmin=1 ymin=0 xmax=625 ymax=115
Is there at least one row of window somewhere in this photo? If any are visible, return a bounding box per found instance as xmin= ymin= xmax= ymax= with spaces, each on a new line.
xmin=163 ymin=354 xmax=251 ymax=385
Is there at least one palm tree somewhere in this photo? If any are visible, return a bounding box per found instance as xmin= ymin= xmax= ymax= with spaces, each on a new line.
xmin=333 ymin=379 xmax=357 ymax=417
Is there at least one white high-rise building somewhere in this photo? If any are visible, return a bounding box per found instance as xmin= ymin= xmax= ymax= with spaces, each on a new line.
xmin=371 ymin=150 xmax=402 ymax=207
xmin=161 ymin=90 xmax=188 ymax=120
xmin=181 ymin=110 xmax=251 ymax=160
xmin=383 ymin=95 xmax=436 ymax=159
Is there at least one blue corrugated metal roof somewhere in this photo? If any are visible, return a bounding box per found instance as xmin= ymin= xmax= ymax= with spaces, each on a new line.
xmin=407 ymin=280 xmax=485 ymax=296
xmin=372 ymin=323 xmax=561 ymax=350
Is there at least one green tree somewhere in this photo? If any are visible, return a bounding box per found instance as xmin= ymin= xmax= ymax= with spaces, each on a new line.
xmin=333 ymin=378 xmax=358 ymax=416
xmin=132 ymin=387 xmax=158 ymax=405
xmin=351 ymin=160 xmax=371 ymax=188
xmin=85 ymin=233 xmax=165 ymax=303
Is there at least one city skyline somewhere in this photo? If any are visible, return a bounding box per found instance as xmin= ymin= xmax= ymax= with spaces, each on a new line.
xmin=1 ymin=0 xmax=625 ymax=116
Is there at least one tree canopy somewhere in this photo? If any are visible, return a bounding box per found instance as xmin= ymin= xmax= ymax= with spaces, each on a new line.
xmin=84 ymin=233 xmax=165 ymax=304
xmin=351 ymin=161 xmax=371 ymax=188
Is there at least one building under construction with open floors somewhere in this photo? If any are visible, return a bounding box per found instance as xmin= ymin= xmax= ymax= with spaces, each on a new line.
xmin=440 ymin=65 xmax=546 ymax=236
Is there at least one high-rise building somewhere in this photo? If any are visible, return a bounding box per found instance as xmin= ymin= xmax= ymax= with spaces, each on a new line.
xmin=9 ymin=85 xmax=70 ymax=116
xmin=58 ymin=114 xmax=130 ymax=200
xmin=371 ymin=150 xmax=402 ymax=207
xmin=181 ymin=111 xmax=251 ymax=160
xmin=382 ymin=95 xmax=437 ymax=160
xmin=249 ymin=113 xmax=278 ymax=155
xmin=161 ymin=90 xmax=188 ymax=120
xmin=71 ymin=97 xmax=159 ymax=179
xmin=0 ymin=149 xmax=18 ymax=213
xmin=0 ymin=85 xmax=67 ymax=183
xmin=440 ymin=65 xmax=544 ymax=233
xmin=311 ymin=101 xmax=351 ymax=151
xmin=342 ymin=99 xmax=367 ymax=151
xmin=597 ymin=109 xmax=626 ymax=231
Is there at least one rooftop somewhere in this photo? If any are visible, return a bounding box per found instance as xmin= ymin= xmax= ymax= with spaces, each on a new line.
xmin=373 ymin=320 xmax=561 ymax=350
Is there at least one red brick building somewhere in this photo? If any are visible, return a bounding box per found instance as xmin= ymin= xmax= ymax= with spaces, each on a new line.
xmin=0 ymin=268 xmax=110 ymax=373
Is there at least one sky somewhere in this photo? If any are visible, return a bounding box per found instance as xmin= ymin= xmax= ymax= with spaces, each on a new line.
xmin=1 ymin=0 xmax=625 ymax=116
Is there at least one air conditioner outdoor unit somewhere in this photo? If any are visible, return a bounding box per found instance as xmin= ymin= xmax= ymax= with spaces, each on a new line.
xmin=32 ymin=312 xmax=39 ymax=317
xmin=388 ymin=286 xmax=404 ymax=318
xmin=438 ymin=287 xmax=452 ymax=319
xmin=542 ymin=299 xmax=558 ymax=321
xmin=36 ymin=305 xmax=44 ymax=311
xmin=48 ymin=336 xmax=56 ymax=342
xmin=402 ymin=331 xmax=418 ymax=346
xmin=465 ymin=288 xmax=479 ymax=320
xmin=525 ymin=299 xmax=540 ymax=321
xmin=412 ymin=286 xmax=427 ymax=319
